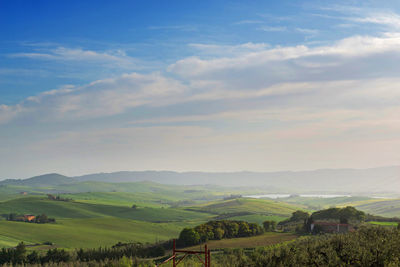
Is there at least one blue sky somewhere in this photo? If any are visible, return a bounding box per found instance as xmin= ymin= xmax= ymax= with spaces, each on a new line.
xmin=1 ymin=0 xmax=400 ymax=178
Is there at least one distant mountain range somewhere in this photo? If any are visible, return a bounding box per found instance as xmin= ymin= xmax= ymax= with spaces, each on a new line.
xmin=1 ymin=166 xmax=400 ymax=194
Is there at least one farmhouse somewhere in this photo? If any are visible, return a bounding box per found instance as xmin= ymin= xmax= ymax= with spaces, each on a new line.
xmin=23 ymin=214 xmax=36 ymax=222
xmin=311 ymin=221 xmax=354 ymax=234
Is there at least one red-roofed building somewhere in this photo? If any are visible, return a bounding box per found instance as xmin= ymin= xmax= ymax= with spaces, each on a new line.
xmin=23 ymin=215 xmax=36 ymax=222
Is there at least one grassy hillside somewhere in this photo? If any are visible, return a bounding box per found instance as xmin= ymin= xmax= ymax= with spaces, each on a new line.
xmin=0 ymin=217 xmax=188 ymax=248
xmin=190 ymin=198 xmax=304 ymax=217
xmin=185 ymin=232 xmax=298 ymax=250
xmin=0 ymin=197 xmax=212 ymax=222
xmin=277 ymin=196 xmax=372 ymax=210
xmin=351 ymin=199 xmax=400 ymax=217
xmin=0 ymin=196 xmax=215 ymax=249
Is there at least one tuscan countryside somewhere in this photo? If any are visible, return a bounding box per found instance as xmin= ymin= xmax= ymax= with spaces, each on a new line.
xmin=1 ymin=1 xmax=400 ymax=266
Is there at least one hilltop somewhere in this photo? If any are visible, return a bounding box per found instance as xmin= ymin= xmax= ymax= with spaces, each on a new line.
xmin=2 ymin=166 xmax=400 ymax=194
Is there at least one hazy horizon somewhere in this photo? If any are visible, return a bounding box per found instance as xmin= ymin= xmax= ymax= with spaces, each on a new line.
xmin=1 ymin=1 xmax=400 ymax=178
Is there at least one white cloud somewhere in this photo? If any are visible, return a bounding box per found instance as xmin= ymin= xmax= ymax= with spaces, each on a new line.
xmin=3 ymin=32 xmax=400 ymax=126
xmin=258 ymin=26 xmax=287 ymax=32
xmin=233 ymin=20 xmax=264 ymax=25
xmin=10 ymin=47 xmax=136 ymax=68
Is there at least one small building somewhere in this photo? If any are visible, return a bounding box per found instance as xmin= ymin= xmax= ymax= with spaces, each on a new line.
xmin=311 ymin=221 xmax=354 ymax=233
xmin=23 ymin=214 xmax=36 ymax=222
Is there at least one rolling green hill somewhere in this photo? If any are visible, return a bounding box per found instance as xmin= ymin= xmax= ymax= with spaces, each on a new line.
xmin=189 ymin=198 xmax=304 ymax=217
xmin=351 ymin=199 xmax=400 ymax=218
xmin=0 ymin=217 xmax=188 ymax=248
xmin=0 ymin=197 xmax=212 ymax=222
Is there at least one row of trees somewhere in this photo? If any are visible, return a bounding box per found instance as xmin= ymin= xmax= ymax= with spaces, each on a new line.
xmin=178 ymin=220 xmax=264 ymax=246
xmin=278 ymin=207 xmax=367 ymax=233
xmin=47 ymin=194 xmax=72 ymax=202
xmin=0 ymin=243 xmax=69 ymax=265
xmin=0 ymin=242 xmax=164 ymax=266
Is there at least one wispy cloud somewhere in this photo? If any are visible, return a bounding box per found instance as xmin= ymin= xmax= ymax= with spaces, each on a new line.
xmin=233 ymin=20 xmax=264 ymax=25
xmin=147 ymin=25 xmax=197 ymax=31
xmin=295 ymin=28 xmax=319 ymax=36
xmin=10 ymin=47 xmax=133 ymax=66
xmin=258 ymin=26 xmax=287 ymax=32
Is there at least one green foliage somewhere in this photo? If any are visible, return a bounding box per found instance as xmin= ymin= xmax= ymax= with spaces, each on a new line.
xmin=178 ymin=220 xmax=264 ymax=247
xmin=311 ymin=206 xmax=365 ymax=223
xmin=195 ymin=198 xmax=302 ymax=217
xmin=118 ymin=256 xmax=132 ymax=267
xmin=262 ymin=220 xmax=277 ymax=231
xmin=179 ymin=228 xmax=201 ymax=246
xmin=212 ymin=227 xmax=400 ymax=266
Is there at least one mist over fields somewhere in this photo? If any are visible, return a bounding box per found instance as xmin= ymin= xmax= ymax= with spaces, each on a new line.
xmin=2 ymin=165 xmax=399 ymax=194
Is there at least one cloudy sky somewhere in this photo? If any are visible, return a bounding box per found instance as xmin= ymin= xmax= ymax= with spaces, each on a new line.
xmin=1 ymin=0 xmax=400 ymax=178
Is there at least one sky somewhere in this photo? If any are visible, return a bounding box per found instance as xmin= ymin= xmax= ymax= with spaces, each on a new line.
xmin=1 ymin=0 xmax=400 ymax=178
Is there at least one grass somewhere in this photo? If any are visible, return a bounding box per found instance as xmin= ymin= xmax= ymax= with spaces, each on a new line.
xmin=0 ymin=197 xmax=213 ymax=222
xmin=191 ymin=198 xmax=304 ymax=217
xmin=227 ymin=214 xmax=287 ymax=224
xmin=0 ymin=188 xmax=307 ymax=250
xmin=367 ymin=221 xmax=399 ymax=227
xmin=0 ymin=217 xmax=189 ymax=249
xmin=185 ymin=232 xmax=298 ymax=250
xmin=349 ymin=199 xmax=400 ymax=218
xmin=279 ymin=196 xmax=372 ymax=210
xmin=59 ymin=192 xmax=170 ymax=208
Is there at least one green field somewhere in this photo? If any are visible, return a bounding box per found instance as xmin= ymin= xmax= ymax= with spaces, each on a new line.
xmin=0 ymin=217 xmax=189 ymax=248
xmin=8 ymin=178 xmax=399 ymax=253
xmin=191 ymin=198 xmax=303 ymax=217
xmin=185 ymin=232 xmax=298 ymax=250
xmin=0 ymin=195 xmax=216 ymax=248
xmin=226 ymin=214 xmax=287 ymax=224
xmin=0 ymin=197 xmax=212 ymax=222
xmin=0 ymin=194 xmax=303 ymax=249
xmin=277 ymin=196 xmax=400 ymax=218
xmin=367 ymin=221 xmax=399 ymax=226
xmin=351 ymin=199 xmax=400 ymax=218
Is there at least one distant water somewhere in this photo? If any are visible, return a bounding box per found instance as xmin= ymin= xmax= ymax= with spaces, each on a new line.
xmin=245 ymin=194 xmax=351 ymax=199
xmin=245 ymin=194 xmax=395 ymax=199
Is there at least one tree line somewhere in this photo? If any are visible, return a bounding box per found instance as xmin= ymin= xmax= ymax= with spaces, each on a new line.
xmin=0 ymin=241 xmax=164 ymax=266
xmin=178 ymin=220 xmax=264 ymax=246
xmin=6 ymin=213 xmax=56 ymax=224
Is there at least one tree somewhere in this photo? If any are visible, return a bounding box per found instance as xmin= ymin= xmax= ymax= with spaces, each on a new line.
xmin=179 ymin=228 xmax=200 ymax=246
xmin=131 ymin=204 xmax=137 ymax=209
xmin=14 ymin=242 xmax=26 ymax=264
xmin=290 ymin=211 xmax=310 ymax=222
xmin=7 ymin=213 xmax=17 ymax=221
xmin=238 ymin=222 xmax=251 ymax=237
xmin=213 ymin=227 xmax=224 ymax=240
xmin=27 ymin=251 xmax=40 ymax=264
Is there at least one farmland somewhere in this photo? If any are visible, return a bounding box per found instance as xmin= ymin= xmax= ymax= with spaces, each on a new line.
xmin=0 ymin=176 xmax=399 ymax=253
xmin=0 ymin=186 xmax=301 ymax=249
xmin=185 ymin=232 xmax=298 ymax=250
